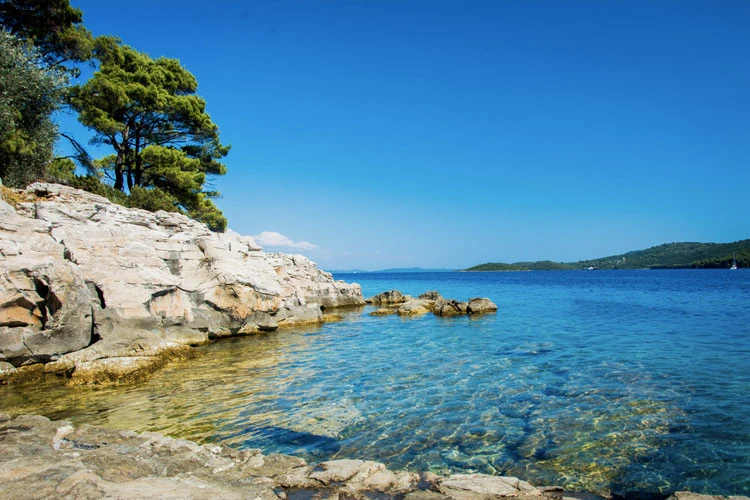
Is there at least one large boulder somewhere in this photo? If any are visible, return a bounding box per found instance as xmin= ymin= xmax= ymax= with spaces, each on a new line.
xmin=398 ymin=299 xmax=434 ymax=316
xmin=368 ymin=289 xmax=409 ymax=305
xmin=418 ymin=290 xmax=442 ymax=301
xmin=0 ymin=195 xmax=96 ymax=366
xmin=437 ymin=474 xmax=541 ymax=499
xmin=467 ymin=297 xmax=498 ymax=315
xmin=433 ymin=298 xmax=468 ymax=317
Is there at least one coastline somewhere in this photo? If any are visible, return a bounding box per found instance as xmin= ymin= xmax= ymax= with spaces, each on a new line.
xmin=0 ymin=183 xmax=364 ymax=386
xmin=2 ymin=413 xmax=742 ymax=500
xmin=2 ymin=185 xmax=747 ymax=499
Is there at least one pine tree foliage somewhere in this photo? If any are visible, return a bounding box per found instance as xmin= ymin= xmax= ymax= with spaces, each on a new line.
xmin=69 ymin=37 xmax=229 ymax=231
xmin=0 ymin=0 xmax=95 ymax=75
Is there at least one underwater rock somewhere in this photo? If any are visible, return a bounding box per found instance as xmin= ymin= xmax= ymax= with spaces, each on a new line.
xmin=0 ymin=414 xmax=738 ymax=500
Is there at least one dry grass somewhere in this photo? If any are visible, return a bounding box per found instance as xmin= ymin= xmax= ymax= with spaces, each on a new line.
xmin=0 ymin=185 xmax=39 ymax=208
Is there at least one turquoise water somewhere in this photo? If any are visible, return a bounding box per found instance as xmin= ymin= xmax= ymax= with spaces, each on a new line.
xmin=1 ymin=270 xmax=748 ymax=498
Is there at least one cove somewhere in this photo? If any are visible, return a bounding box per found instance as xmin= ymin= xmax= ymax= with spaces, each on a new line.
xmin=1 ymin=270 xmax=748 ymax=498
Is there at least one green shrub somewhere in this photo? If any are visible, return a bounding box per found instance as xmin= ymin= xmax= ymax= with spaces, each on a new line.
xmin=127 ymin=185 xmax=179 ymax=213
xmin=0 ymin=31 xmax=67 ymax=187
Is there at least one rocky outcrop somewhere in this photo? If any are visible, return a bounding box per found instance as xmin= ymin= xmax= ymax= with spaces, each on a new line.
xmin=369 ymin=290 xmax=497 ymax=318
xmin=368 ymin=289 xmax=409 ymax=305
xmin=433 ymin=298 xmax=469 ymax=317
xmin=467 ymin=297 xmax=498 ymax=315
xmin=398 ymin=299 xmax=435 ymax=316
xmin=666 ymin=493 xmax=748 ymax=500
xmin=3 ymin=413 xmax=741 ymax=500
xmin=0 ymin=413 xmax=579 ymax=500
xmin=0 ymin=183 xmax=364 ymax=384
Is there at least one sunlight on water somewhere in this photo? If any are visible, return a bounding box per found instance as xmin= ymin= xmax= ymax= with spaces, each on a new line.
xmin=1 ymin=270 xmax=748 ymax=498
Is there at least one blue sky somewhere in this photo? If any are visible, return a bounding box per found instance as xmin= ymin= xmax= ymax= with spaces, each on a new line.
xmin=59 ymin=0 xmax=749 ymax=270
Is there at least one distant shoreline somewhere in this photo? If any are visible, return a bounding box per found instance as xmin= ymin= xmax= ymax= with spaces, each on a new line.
xmin=462 ymin=239 xmax=748 ymax=272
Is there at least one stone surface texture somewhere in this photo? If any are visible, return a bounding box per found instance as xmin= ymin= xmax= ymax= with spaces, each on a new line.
xmin=0 ymin=414 xmax=579 ymax=500
xmin=0 ymin=184 xmax=363 ymax=383
xmin=369 ymin=290 xmax=497 ymax=319
xmin=467 ymin=297 xmax=498 ymax=315
xmin=368 ymin=289 xmax=409 ymax=305
xmin=1 ymin=413 xmax=740 ymax=500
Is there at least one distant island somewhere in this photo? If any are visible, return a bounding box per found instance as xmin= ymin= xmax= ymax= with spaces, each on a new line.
xmin=329 ymin=267 xmax=453 ymax=274
xmin=465 ymin=240 xmax=750 ymax=271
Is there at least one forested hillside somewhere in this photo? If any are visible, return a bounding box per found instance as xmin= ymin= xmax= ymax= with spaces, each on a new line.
xmin=466 ymin=240 xmax=750 ymax=271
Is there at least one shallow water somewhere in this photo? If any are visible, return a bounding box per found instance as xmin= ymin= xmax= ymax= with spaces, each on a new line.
xmin=1 ymin=270 xmax=748 ymax=497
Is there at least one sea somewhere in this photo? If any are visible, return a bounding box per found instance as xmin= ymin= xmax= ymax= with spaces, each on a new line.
xmin=1 ymin=270 xmax=748 ymax=498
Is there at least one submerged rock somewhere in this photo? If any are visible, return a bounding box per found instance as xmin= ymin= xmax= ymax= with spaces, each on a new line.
xmin=370 ymin=308 xmax=399 ymax=316
xmin=0 ymin=183 xmax=364 ymax=384
xmin=0 ymin=413 xmax=573 ymax=500
xmin=2 ymin=413 xmax=737 ymax=500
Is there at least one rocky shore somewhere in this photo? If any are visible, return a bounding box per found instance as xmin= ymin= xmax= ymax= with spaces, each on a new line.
xmin=2 ymin=184 xmax=746 ymax=500
xmin=367 ymin=290 xmax=498 ymax=317
xmin=0 ymin=183 xmax=364 ymax=385
xmin=0 ymin=414 xmax=743 ymax=500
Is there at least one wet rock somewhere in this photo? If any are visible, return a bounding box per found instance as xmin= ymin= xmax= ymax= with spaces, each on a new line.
xmin=322 ymin=313 xmax=344 ymax=323
xmin=433 ymin=298 xmax=468 ymax=317
xmin=437 ymin=474 xmax=542 ymax=499
xmin=398 ymin=299 xmax=434 ymax=316
xmin=667 ymin=493 xmax=749 ymax=500
xmin=362 ymin=469 xmax=399 ymax=491
xmin=242 ymin=453 xmax=309 ymax=478
xmin=0 ymin=361 xmax=17 ymax=382
xmin=406 ymin=492 xmax=452 ymax=500
xmin=368 ymin=290 xmax=409 ymax=305
xmin=308 ymin=459 xmax=384 ymax=485
xmin=418 ymin=291 xmax=442 ymax=301
xmin=0 ymin=415 xmax=736 ymax=500
xmin=467 ymin=298 xmax=498 ymax=315
xmin=370 ymin=308 xmax=398 ymax=316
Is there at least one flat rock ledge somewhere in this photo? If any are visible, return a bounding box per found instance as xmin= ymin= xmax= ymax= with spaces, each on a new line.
xmin=368 ymin=291 xmax=498 ymax=318
xmin=0 ymin=414 xmax=743 ymax=500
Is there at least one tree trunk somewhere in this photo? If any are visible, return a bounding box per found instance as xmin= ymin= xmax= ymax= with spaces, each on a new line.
xmin=134 ymin=131 xmax=142 ymax=187
xmin=113 ymin=128 xmax=130 ymax=191
xmin=113 ymin=159 xmax=123 ymax=190
xmin=126 ymin=164 xmax=133 ymax=190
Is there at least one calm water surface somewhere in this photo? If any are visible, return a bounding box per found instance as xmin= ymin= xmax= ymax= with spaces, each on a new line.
xmin=1 ymin=270 xmax=748 ymax=497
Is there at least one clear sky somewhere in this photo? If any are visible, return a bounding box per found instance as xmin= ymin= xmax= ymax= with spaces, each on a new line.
xmin=59 ymin=0 xmax=749 ymax=271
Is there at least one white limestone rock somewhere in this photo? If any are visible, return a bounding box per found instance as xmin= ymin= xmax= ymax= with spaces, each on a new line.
xmin=0 ymin=183 xmax=364 ymax=382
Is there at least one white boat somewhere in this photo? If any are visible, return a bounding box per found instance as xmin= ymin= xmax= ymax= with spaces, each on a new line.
xmin=730 ymin=254 xmax=738 ymax=270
